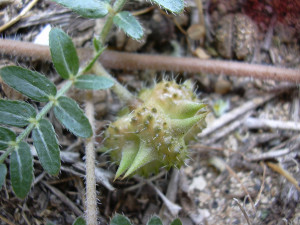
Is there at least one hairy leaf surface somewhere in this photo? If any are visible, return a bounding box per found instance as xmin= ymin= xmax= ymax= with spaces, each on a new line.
xmin=49 ymin=28 xmax=79 ymax=79
xmin=113 ymin=11 xmax=143 ymax=40
xmin=10 ymin=142 xmax=33 ymax=199
xmin=0 ymin=66 xmax=56 ymax=102
xmin=110 ymin=214 xmax=132 ymax=225
xmin=0 ymin=100 xmax=36 ymax=127
xmin=0 ymin=127 xmax=16 ymax=150
xmin=32 ymin=119 xmax=60 ymax=175
xmin=75 ymin=75 xmax=114 ymax=90
xmin=54 ymin=96 xmax=92 ymax=138
xmin=0 ymin=164 xmax=7 ymax=189
xmin=153 ymin=0 xmax=184 ymax=13
xmin=52 ymin=0 xmax=108 ymax=18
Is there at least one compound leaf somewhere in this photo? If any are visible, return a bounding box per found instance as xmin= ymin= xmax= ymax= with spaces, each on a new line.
xmin=10 ymin=142 xmax=33 ymax=199
xmin=49 ymin=28 xmax=79 ymax=79
xmin=147 ymin=215 xmax=163 ymax=225
xmin=75 ymin=75 xmax=114 ymax=90
xmin=113 ymin=11 xmax=143 ymax=40
xmin=73 ymin=217 xmax=86 ymax=225
xmin=54 ymin=96 xmax=92 ymax=138
xmin=0 ymin=127 xmax=16 ymax=150
xmin=0 ymin=66 xmax=57 ymax=102
xmin=0 ymin=100 xmax=36 ymax=127
xmin=110 ymin=214 xmax=132 ymax=225
xmin=32 ymin=119 xmax=60 ymax=175
xmin=52 ymin=0 xmax=108 ymax=18
xmin=153 ymin=0 xmax=184 ymax=13
xmin=0 ymin=163 xmax=7 ymax=189
xmin=170 ymin=218 xmax=183 ymax=225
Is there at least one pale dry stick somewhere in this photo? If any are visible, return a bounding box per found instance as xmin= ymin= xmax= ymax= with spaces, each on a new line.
xmin=198 ymin=94 xmax=276 ymax=139
xmin=84 ymin=91 xmax=98 ymax=225
xmin=203 ymin=111 xmax=252 ymax=145
xmin=42 ymin=181 xmax=83 ymax=217
xmin=1 ymin=39 xmax=300 ymax=83
xmin=247 ymin=148 xmax=291 ymax=162
xmin=244 ymin=117 xmax=300 ymax=131
xmin=159 ymin=169 xmax=180 ymax=222
xmin=0 ymin=0 xmax=39 ymax=32
xmin=146 ymin=180 xmax=182 ymax=216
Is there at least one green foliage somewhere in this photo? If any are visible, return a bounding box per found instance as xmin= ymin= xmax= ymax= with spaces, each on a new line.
xmin=49 ymin=28 xmax=79 ymax=79
xmin=110 ymin=214 xmax=132 ymax=225
xmin=0 ymin=164 xmax=7 ymax=188
xmin=73 ymin=216 xmax=86 ymax=225
xmin=170 ymin=218 xmax=182 ymax=225
xmin=109 ymin=214 xmax=183 ymax=225
xmin=0 ymin=2 xmax=189 ymax=223
xmin=75 ymin=75 xmax=114 ymax=90
xmin=52 ymin=0 xmax=109 ymax=18
xmin=54 ymin=96 xmax=93 ymax=138
xmin=0 ymin=100 xmax=36 ymax=127
xmin=10 ymin=142 xmax=33 ymax=199
xmin=113 ymin=11 xmax=143 ymax=39
xmin=32 ymin=119 xmax=60 ymax=175
xmin=152 ymin=0 xmax=184 ymax=13
xmin=0 ymin=66 xmax=57 ymax=102
xmin=147 ymin=215 xmax=163 ymax=225
xmin=0 ymin=28 xmax=113 ymax=198
xmin=0 ymin=127 xmax=16 ymax=150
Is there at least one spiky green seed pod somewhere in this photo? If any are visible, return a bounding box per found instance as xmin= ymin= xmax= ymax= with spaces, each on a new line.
xmin=104 ymin=80 xmax=208 ymax=179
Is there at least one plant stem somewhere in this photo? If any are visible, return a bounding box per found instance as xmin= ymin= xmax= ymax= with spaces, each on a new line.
xmin=92 ymin=62 xmax=136 ymax=106
xmin=1 ymin=39 xmax=299 ymax=83
xmin=0 ymin=80 xmax=73 ymax=164
xmin=100 ymin=0 xmax=128 ymax=43
xmin=84 ymin=91 xmax=98 ymax=225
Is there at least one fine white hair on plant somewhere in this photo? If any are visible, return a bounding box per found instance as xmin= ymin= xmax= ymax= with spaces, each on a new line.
xmin=104 ymin=79 xmax=208 ymax=179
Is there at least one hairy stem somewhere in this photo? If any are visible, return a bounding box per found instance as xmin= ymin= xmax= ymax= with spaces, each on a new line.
xmin=100 ymin=0 xmax=128 ymax=43
xmin=1 ymin=39 xmax=299 ymax=83
xmin=0 ymin=81 xmax=76 ymax=164
xmin=92 ymin=62 xmax=136 ymax=106
xmin=84 ymin=91 xmax=98 ymax=225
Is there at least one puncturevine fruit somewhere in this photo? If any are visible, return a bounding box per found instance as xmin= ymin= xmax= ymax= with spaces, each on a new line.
xmin=103 ymin=80 xmax=208 ymax=179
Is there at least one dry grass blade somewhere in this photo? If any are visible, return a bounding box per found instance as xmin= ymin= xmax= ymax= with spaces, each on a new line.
xmin=233 ymin=198 xmax=252 ymax=225
xmin=0 ymin=0 xmax=39 ymax=32
xmin=42 ymin=181 xmax=83 ymax=217
xmin=266 ymin=162 xmax=300 ymax=192
xmin=0 ymin=214 xmax=16 ymax=225
xmin=254 ymin=162 xmax=266 ymax=207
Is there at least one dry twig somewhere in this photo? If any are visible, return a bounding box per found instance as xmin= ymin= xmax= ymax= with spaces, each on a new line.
xmin=1 ymin=39 xmax=300 ymax=82
xmin=244 ymin=117 xmax=300 ymax=131
xmin=198 ymin=95 xmax=275 ymax=138
xmin=0 ymin=0 xmax=39 ymax=32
